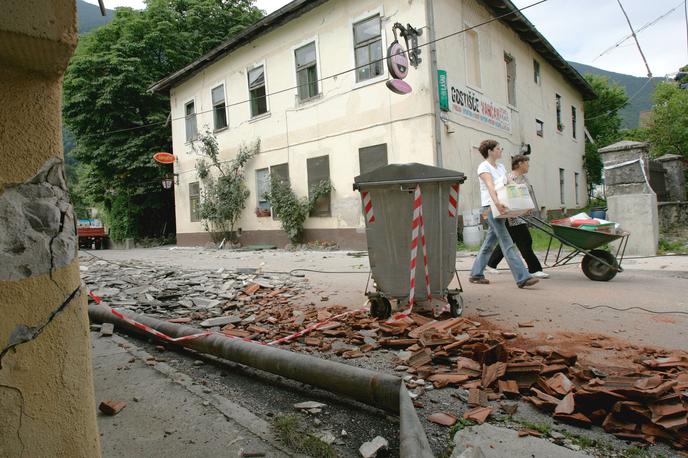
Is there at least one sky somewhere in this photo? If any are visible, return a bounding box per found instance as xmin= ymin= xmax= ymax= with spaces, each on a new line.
xmin=85 ymin=0 xmax=687 ymax=77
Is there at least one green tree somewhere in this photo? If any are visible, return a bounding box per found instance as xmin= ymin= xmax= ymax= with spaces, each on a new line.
xmin=194 ymin=130 xmax=259 ymax=242
xmin=63 ymin=0 xmax=262 ymax=240
xmin=266 ymin=176 xmax=333 ymax=245
xmin=583 ymin=74 xmax=629 ymax=194
xmin=643 ymin=81 xmax=688 ymax=158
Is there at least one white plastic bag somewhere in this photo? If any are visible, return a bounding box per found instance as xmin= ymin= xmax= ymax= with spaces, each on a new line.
xmin=490 ymin=182 xmax=535 ymax=218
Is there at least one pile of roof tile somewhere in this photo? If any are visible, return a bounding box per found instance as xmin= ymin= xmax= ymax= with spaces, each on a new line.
xmin=83 ymin=257 xmax=686 ymax=450
xmin=211 ymin=308 xmax=687 ymax=450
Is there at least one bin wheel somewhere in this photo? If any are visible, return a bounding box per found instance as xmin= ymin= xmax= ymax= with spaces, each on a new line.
xmin=448 ymin=293 xmax=464 ymax=317
xmin=369 ymin=297 xmax=392 ymax=320
xmin=581 ymin=250 xmax=619 ymax=282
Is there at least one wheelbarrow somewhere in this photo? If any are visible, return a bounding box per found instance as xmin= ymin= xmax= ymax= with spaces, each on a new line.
xmin=524 ymin=215 xmax=630 ymax=281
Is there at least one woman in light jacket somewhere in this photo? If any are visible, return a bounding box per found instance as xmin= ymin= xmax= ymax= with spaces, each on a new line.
xmin=468 ymin=140 xmax=539 ymax=288
xmin=486 ymin=154 xmax=549 ymax=278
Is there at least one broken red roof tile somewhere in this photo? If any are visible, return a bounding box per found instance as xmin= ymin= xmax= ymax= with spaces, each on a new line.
xmin=553 ymin=411 xmax=592 ymax=428
xmin=428 ymin=373 xmax=471 ymax=388
xmin=427 ymin=412 xmax=458 ymax=427
xmin=481 ymin=362 xmax=506 ymax=388
xmin=555 ymin=393 xmax=576 ymax=415
xmin=463 ymin=406 xmax=493 ymax=424
xmin=408 ymin=348 xmax=432 ymax=368
xmin=546 ymin=373 xmax=575 ymax=396
xmin=468 ymin=388 xmax=488 ymax=407
xmin=498 ymin=380 xmax=520 ymax=398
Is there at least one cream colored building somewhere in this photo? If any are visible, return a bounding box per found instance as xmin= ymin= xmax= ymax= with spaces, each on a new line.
xmin=152 ymin=0 xmax=595 ymax=248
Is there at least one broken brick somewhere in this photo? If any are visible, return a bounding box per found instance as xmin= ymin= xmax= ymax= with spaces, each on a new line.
xmin=498 ymin=380 xmax=520 ymax=398
xmin=468 ymin=388 xmax=488 ymax=407
xmin=428 ymin=373 xmax=471 ymax=388
xmin=546 ymin=373 xmax=575 ymax=396
xmin=481 ymin=362 xmax=506 ymax=388
xmin=427 ymin=412 xmax=458 ymax=427
xmin=554 ymin=393 xmax=575 ymax=415
xmin=408 ymin=348 xmax=432 ymax=368
xmin=463 ymin=406 xmax=493 ymax=424
xmin=243 ymin=283 xmax=261 ymax=295
xmin=99 ymin=400 xmax=127 ymax=416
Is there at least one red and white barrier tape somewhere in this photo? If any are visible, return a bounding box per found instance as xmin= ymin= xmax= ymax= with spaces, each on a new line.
xmin=390 ymin=185 xmax=431 ymax=321
xmin=89 ymin=289 xmax=366 ymax=347
xmin=448 ymin=183 xmax=459 ymax=217
xmin=361 ymin=191 xmax=375 ymax=224
xmin=267 ymin=306 xmax=367 ymax=346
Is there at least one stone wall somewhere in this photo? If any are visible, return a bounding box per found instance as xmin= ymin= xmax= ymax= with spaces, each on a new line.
xmin=658 ymin=202 xmax=688 ymax=233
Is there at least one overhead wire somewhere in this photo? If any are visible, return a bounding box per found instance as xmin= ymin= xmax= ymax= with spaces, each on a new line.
xmin=76 ymin=0 xmax=550 ymax=140
xmin=615 ymin=0 xmax=653 ymax=78
xmin=592 ymin=1 xmax=684 ymax=62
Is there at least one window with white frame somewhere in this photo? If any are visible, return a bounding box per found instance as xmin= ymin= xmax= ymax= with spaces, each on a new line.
xmin=533 ymin=59 xmax=541 ymax=85
xmin=211 ymin=84 xmax=227 ymax=131
xmin=559 ymin=168 xmax=565 ymax=205
xmin=536 ymin=119 xmax=544 ymax=137
xmin=504 ymin=52 xmax=516 ymax=106
xmin=189 ymin=182 xmax=200 ymax=222
xmin=185 ymin=100 xmax=197 ymax=142
xmin=359 ymin=144 xmax=388 ymax=175
xmin=248 ymin=65 xmax=267 ymax=117
xmin=353 ymin=15 xmax=383 ymax=82
xmin=307 ymin=155 xmax=331 ymax=217
xmin=574 ymin=172 xmax=580 ymax=206
xmin=465 ymin=29 xmax=481 ymax=88
xmin=556 ymin=94 xmax=563 ymax=132
xmin=295 ymin=42 xmax=319 ymax=101
xmin=571 ymin=106 xmax=577 ymax=139
xmin=270 ymin=163 xmax=289 ymax=220
xmin=255 ymin=168 xmax=270 ymax=214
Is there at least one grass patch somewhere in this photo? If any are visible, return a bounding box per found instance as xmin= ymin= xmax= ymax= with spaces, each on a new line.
xmin=658 ymin=238 xmax=688 ymax=255
xmin=273 ymin=414 xmax=337 ymax=458
xmin=529 ymin=227 xmax=557 ymax=252
xmin=440 ymin=419 xmax=476 ymax=458
xmin=520 ymin=421 xmax=551 ymax=436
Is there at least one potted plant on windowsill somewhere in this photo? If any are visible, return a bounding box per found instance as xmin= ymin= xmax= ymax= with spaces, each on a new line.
xmin=255 ymin=208 xmax=271 ymax=217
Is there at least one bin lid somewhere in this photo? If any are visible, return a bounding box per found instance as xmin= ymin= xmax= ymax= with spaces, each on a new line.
xmin=353 ymin=163 xmax=466 ymax=190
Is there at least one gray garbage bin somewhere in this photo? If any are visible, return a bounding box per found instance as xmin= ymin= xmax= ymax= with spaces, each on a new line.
xmin=353 ymin=163 xmax=467 ymax=319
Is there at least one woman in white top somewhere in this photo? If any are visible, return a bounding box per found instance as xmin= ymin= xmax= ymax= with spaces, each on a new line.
xmin=468 ymin=140 xmax=538 ymax=288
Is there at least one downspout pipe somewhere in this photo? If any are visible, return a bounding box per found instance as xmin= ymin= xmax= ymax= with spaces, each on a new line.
xmin=426 ymin=0 xmax=443 ymax=168
xmin=88 ymin=303 xmax=434 ymax=458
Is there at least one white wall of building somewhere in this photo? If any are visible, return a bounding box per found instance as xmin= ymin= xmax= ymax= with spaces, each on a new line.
xmin=434 ymin=0 xmax=587 ymax=215
xmin=167 ymin=0 xmax=589 ymax=244
xmin=170 ymin=0 xmax=434 ymax=240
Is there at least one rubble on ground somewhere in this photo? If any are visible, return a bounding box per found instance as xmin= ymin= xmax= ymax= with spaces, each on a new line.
xmin=81 ymin=256 xmax=688 ymax=451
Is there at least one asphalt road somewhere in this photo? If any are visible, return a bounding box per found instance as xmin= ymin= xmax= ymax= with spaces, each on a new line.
xmin=83 ymin=247 xmax=688 ymax=360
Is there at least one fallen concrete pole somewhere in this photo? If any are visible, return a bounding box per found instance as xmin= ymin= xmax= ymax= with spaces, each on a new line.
xmin=88 ymin=303 xmax=434 ymax=458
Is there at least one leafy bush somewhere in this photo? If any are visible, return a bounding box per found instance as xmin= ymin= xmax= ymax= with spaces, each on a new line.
xmin=193 ymin=130 xmax=259 ymax=242
xmin=266 ymin=174 xmax=333 ymax=244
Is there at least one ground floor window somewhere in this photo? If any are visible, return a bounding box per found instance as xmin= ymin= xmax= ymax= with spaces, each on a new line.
xmin=358 ymin=143 xmax=388 ymax=174
xmin=189 ymin=182 xmax=200 ymax=222
xmin=307 ymin=155 xmax=331 ymax=217
xmin=559 ymin=168 xmax=565 ymax=205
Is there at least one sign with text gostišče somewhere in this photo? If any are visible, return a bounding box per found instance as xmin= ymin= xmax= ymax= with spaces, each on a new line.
xmin=440 ymin=73 xmax=512 ymax=133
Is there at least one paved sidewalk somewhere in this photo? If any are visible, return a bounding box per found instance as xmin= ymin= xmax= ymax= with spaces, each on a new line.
xmin=91 ymin=332 xmax=292 ymax=458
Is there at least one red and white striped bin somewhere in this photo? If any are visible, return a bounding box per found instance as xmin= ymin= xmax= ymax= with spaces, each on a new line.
xmin=353 ymin=163 xmax=466 ymax=319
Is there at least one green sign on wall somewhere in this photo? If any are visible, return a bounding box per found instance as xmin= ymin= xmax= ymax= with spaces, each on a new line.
xmin=438 ymin=70 xmax=449 ymax=111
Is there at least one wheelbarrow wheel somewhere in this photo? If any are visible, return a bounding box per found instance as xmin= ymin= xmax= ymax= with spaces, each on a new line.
xmin=448 ymin=293 xmax=464 ymax=317
xmin=369 ymin=296 xmax=391 ymax=319
xmin=581 ymin=250 xmax=619 ymax=282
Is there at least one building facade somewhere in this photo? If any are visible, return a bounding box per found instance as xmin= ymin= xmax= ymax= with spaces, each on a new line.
xmin=152 ymin=0 xmax=595 ymax=248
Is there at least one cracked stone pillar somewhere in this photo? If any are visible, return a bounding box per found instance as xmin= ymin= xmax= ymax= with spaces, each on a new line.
xmin=0 ymin=1 xmax=101 ymax=456
xmin=600 ymin=141 xmax=658 ymax=256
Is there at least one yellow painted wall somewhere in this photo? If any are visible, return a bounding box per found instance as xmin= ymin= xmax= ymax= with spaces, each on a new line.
xmin=0 ymin=1 xmax=101 ymax=456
